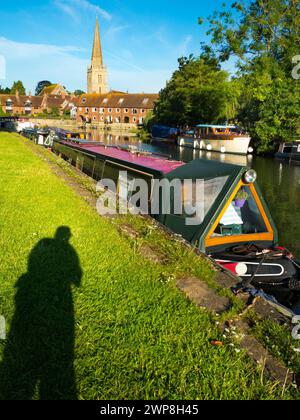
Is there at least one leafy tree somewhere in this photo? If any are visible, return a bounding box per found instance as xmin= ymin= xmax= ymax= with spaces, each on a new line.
xmin=154 ymin=54 xmax=238 ymax=126
xmin=200 ymin=0 xmax=300 ymax=152
xmin=0 ymin=107 xmax=7 ymax=116
xmin=0 ymin=86 xmax=10 ymax=94
xmin=11 ymin=81 xmax=26 ymax=95
xmin=35 ymin=81 xmax=52 ymax=96
xmin=49 ymin=107 xmax=60 ymax=117
xmin=74 ymin=90 xmax=85 ymax=96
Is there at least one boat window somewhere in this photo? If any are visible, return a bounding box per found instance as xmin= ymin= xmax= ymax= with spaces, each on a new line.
xmin=102 ymin=162 xmax=120 ymax=185
xmin=102 ymin=162 xmax=153 ymax=198
xmin=82 ymin=155 xmax=96 ymax=178
xmin=93 ymin=159 xmax=105 ymax=180
xmin=211 ymin=185 xmax=267 ymax=238
xmin=180 ymin=176 xmax=229 ymax=220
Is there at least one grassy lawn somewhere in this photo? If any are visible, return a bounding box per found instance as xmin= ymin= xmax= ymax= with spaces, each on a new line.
xmin=0 ymin=132 xmax=294 ymax=400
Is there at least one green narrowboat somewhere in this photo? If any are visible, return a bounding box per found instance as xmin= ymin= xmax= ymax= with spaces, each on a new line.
xmin=52 ymin=138 xmax=300 ymax=296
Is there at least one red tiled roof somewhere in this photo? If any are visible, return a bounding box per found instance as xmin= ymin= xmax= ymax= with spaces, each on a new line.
xmin=77 ymin=93 xmax=159 ymax=109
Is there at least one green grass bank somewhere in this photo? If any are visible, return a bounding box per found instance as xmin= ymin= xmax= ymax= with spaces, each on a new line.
xmin=0 ymin=132 xmax=297 ymax=400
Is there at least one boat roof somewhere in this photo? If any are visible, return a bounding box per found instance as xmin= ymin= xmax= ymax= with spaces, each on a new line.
xmin=60 ymin=140 xmax=185 ymax=175
xmin=196 ymin=124 xmax=236 ymax=129
xmin=166 ymin=158 xmax=244 ymax=180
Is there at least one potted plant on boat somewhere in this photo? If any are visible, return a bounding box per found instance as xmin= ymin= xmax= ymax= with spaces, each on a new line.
xmin=234 ymin=189 xmax=249 ymax=208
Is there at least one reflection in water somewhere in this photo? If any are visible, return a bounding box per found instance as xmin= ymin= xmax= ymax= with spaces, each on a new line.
xmin=71 ymin=129 xmax=300 ymax=259
xmin=77 ymin=129 xmax=137 ymax=145
xmin=252 ymin=157 xmax=300 ymax=259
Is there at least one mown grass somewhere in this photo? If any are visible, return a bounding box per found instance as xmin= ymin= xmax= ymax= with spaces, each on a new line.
xmin=0 ymin=132 xmax=296 ymax=400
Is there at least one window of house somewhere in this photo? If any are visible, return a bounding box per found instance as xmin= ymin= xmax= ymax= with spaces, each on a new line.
xmin=118 ymin=98 xmax=124 ymax=105
xmin=102 ymin=98 xmax=108 ymax=104
xmin=133 ymin=117 xmax=136 ymax=123
xmin=100 ymin=116 xmax=104 ymax=121
xmin=141 ymin=109 xmax=145 ymax=114
xmin=93 ymin=107 xmax=97 ymax=112
xmin=125 ymin=108 xmax=128 ymax=113
xmin=142 ymin=98 xmax=149 ymax=105
xmin=85 ymin=108 xmax=89 ymax=112
xmin=108 ymin=108 xmax=112 ymax=113
xmin=132 ymin=108 xmax=137 ymax=114
xmin=82 ymin=98 xmax=87 ymax=103
xmin=116 ymin=108 xmax=120 ymax=113
xmin=93 ymin=116 xmax=97 ymax=121
xmin=211 ymin=185 xmax=268 ymax=238
xmin=100 ymin=108 xmax=105 ymax=114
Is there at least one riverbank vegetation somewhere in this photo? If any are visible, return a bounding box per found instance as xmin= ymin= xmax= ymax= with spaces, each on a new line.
xmin=1 ymin=132 xmax=298 ymax=400
xmin=152 ymin=0 xmax=300 ymax=153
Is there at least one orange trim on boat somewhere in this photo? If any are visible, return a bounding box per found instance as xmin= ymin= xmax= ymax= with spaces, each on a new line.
xmin=205 ymin=181 xmax=274 ymax=248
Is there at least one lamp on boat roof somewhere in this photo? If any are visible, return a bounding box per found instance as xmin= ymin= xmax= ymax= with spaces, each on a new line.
xmin=243 ymin=169 xmax=257 ymax=184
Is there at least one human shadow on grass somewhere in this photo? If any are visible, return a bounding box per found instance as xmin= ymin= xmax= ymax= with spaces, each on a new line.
xmin=0 ymin=227 xmax=82 ymax=400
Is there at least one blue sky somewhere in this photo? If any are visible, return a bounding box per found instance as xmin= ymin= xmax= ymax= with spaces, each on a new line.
xmin=0 ymin=0 xmax=235 ymax=93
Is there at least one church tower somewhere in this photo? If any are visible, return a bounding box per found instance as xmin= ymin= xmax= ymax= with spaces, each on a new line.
xmin=87 ymin=17 xmax=109 ymax=94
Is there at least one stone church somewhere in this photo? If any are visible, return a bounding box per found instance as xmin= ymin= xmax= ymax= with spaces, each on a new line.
xmin=87 ymin=17 xmax=109 ymax=94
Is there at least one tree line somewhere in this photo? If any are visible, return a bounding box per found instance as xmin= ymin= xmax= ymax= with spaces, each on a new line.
xmin=152 ymin=0 xmax=300 ymax=153
xmin=0 ymin=80 xmax=85 ymax=97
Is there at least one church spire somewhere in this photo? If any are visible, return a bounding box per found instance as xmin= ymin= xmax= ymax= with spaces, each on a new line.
xmin=91 ymin=16 xmax=103 ymax=66
xmin=87 ymin=17 xmax=109 ymax=94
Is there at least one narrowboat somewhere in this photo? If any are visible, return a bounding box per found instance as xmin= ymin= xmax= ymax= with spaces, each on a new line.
xmin=178 ymin=124 xmax=253 ymax=155
xmin=52 ymin=138 xmax=300 ymax=297
xmin=22 ymin=127 xmax=53 ymax=146
xmin=0 ymin=116 xmax=19 ymax=131
xmin=151 ymin=125 xmax=180 ymax=144
xmin=276 ymin=141 xmax=300 ymax=164
xmin=21 ymin=127 xmax=86 ymax=147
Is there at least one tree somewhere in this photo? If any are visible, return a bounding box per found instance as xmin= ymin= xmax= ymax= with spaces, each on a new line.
xmin=0 ymin=86 xmax=10 ymax=94
xmin=35 ymin=81 xmax=52 ymax=96
xmin=154 ymin=54 xmax=238 ymax=127
xmin=0 ymin=107 xmax=7 ymax=116
xmin=11 ymin=81 xmax=26 ymax=95
xmin=49 ymin=107 xmax=60 ymax=117
xmin=74 ymin=90 xmax=85 ymax=96
xmin=200 ymin=0 xmax=300 ymax=152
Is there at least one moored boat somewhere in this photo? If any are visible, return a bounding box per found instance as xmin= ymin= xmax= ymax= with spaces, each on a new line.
xmin=275 ymin=141 xmax=300 ymax=164
xmin=178 ymin=124 xmax=253 ymax=155
xmin=52 ymin=137 xmax=300 ymax=300
xmin=151 ymin=125 xmax=179 ymax=144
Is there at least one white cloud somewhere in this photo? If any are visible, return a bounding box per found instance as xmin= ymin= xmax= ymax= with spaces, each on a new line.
xmin=54 ymin=2 xmax=80 ymax=22
xmin=177 ymin=36 xmax=193 ymax=56
xmin=0 ymin=37 xmax=84 ymax=60
xmin=54 ymin=0 xmax=112 ymax=22
xmin=0 ymin=37 xmax=171 ymax=93
xmin=105 ymin=25 xmax=130 ymax=42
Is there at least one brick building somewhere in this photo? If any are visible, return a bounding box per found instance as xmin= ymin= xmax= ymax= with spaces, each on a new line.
xmin=75 ymin=92 xmax=158 ymax=125
xmin=0 ymin=90 xmax=76 ymax=116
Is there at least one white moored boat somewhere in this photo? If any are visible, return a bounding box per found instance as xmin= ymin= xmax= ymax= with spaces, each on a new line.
xmin=178 ymin=124 xmax=253 ymax=155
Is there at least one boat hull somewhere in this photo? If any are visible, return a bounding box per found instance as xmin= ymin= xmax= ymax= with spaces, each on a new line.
xmin=151 ymin=136 xmax=178 ymax=145
xmin=213 ymin=247 xmax=300 ymax=292
xmin=178 ymin=136 xmax=252 ymax=155
xmin=275 ymin=152 xmax=300 ymax=164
